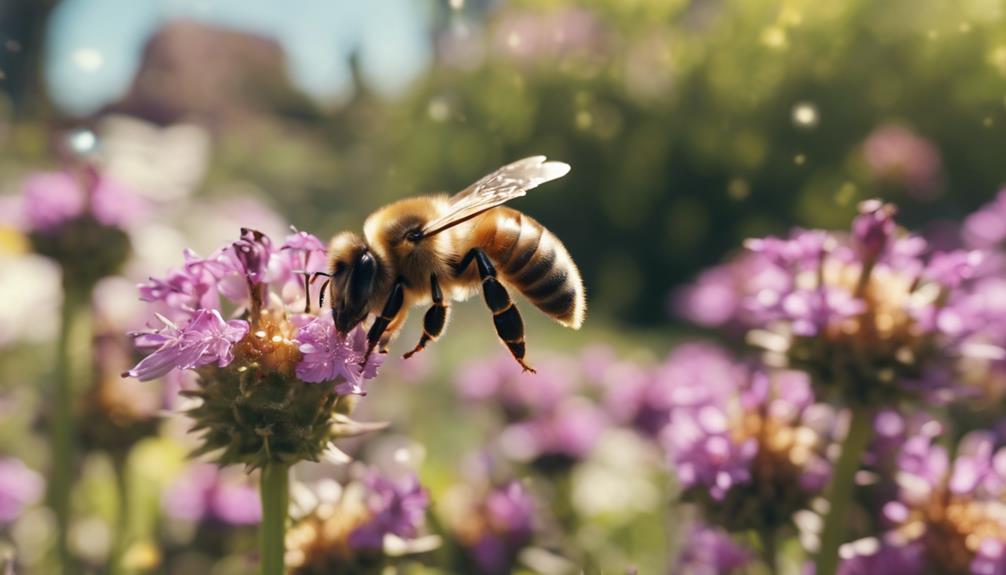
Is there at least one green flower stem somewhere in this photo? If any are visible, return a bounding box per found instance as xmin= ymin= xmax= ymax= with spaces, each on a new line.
xmin=759 ymin=528 xmax=778 ymax=575
xmin=260 ymin=463 xmax=289 ymax=575
xmin=109 ymin=455 xmax=130 ymax=575
xmin=814 ymin=407 xmax=874 ymax=575
xmin=52 ymin=286 xmax=92 ymax=574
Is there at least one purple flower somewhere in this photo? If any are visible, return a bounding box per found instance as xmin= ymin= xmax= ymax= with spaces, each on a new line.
xmin=21 ymin=170 xmax=146 ymax=233
xmin=21 ymin=172 xmax=84 ymax=232
xmin=671 ymin=523 xmax=753 ymax=575
xmin=126 ymin=227 xmax=383 ymax=470
xmin=282 ymin=228 xmax=327 ymax=261
xmin=293 ymin=315 xmax=382 ymax=394
xmin=484 ymin=482 xmax=534 ymax=543
xmin=686 ymin=199 xmax=1005 ymax=404
xmin=348 ymin=471 xmax=429 ymax=552
xmin=465 ymin=482 xmax=535 ymax=575
xmin=232 ymin=227 xmax=272 ymax=286
xmin=862 ymin=124 xmax=943 ymax=198
xmin=852 ymin=199 xmax=897 ymax=262
xmin=964 ymin=189 xmax=1006 ymax=251
xmin=659 ymin=349 xmax=837 ymax=530
xmin=878 ymin=430 xmax=1006 ymax=574
xmin=123 ymin=309 xmax=249 ymax=381
xmin=137 ymin=249 xmax=230 ymax=321
xmin=162 ymin=464 xmax=261 ymax=526
xmin=0 ymin=458 xmax=44 ymax=524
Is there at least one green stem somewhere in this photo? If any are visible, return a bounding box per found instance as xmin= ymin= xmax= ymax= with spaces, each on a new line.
xmin=109 ymin=455 xmax=130 ymax=575
xmin=259 ymin=464 xmax=289 ymax=575
xmin=759 ymin=528 xmax=778 ymax=575
xmin=814 ymin=407 xmax=874 ymax=575
xmin=52 ymin=287 xmax=92 ymax=574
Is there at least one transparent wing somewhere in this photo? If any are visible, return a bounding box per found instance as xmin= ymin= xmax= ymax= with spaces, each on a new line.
xmin=420 ymin=156 xmax=571 ymax=237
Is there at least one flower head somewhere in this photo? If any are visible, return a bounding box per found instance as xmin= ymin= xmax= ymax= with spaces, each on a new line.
xmin=348 ymin=471 xmax=430 ymax=551
xmin=876 ymin=430 xmax=1006 ymax=574
xmin=446 ymin=481 xmax=535 ymax=575
xmin=286 ymin=470 xmax=435 ymax=574
xmin=690 ymin=200 xmax=1002 ymax=405
xmin=22 ymin=168 xmax=139 ymax=285
xmin=21 ymin=169 xmax=146 ymax=233
xmin=125 ymin=228 xmax=383 ymax=469
xmin=862 ymin=124 xmax=942 ymax=198
xmin=659 ymin=347 xmax=838 ymax=532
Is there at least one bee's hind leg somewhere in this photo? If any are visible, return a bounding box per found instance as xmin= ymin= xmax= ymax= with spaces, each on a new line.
xmin=404 ymin=274 xmax=450 ymax=359
xmin=458 ymin=248 xmax=535 ymax=374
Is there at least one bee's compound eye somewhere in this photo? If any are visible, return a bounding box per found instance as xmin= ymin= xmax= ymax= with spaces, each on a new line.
xmin=406 ymin=229 xmax=423 ymax=242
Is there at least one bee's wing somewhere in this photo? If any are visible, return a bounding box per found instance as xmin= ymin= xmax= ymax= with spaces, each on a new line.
xmin=420 ymin=156 xmax=570 ymax=237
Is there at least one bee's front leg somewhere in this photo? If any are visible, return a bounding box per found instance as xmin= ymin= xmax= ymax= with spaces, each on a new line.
xmin=362 ymin=279 xmax=405 ymax=368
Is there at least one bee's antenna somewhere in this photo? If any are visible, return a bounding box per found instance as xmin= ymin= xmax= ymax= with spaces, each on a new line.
xmin=300 ymin=271 xmax=332 ymax=314
xmin=318 ymin=279 xmax=331 ymax=310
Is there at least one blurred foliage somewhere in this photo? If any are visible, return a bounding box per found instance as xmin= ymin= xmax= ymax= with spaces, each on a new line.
xmin=5 ymin=0 xmax=1006 ymax=325
xmin=192 ymin=0 xmax=1006 ymax=325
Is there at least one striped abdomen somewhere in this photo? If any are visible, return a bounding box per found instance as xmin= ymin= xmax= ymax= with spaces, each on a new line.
xmin=472 ymin=207 xmax=586 ymax=328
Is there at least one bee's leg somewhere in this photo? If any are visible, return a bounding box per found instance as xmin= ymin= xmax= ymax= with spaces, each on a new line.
xmin=381 ymin=310 xmax=409 ymax=350
xmin=404 ymin=274 xmax=450 ymax=359
xmin=363 ymin=280 xmax=405 ymax=366
xmin=459 ymin=248 xmax=535 ymax=374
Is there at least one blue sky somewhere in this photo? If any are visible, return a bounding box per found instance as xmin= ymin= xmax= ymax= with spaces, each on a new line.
xmin=45 ymin=0 xmax=436 ymax=115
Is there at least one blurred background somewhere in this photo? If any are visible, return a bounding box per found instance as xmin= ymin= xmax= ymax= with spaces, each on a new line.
xmin=1 ymin=0 xmax=1005 ymax=573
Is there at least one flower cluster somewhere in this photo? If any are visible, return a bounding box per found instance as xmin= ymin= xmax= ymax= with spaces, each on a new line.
xmin=956 ymin=190 xmax=1006 ymax=408
xmin=456 ymin=354 xmax=608 ymax=471
xmin=124 ymin=228 xmax=383 ymax=468
xmin=443 ymin=480 xmax=535 ymax=575
xmin=861 ymin=124 xmax=942 ymax=199
xmin=685 ymin=200 xmax=995 ymax=404
xmin=286 ymin=469 xmax=434 ymax=573
xmin=21 ymin=168 xmax=141 ymax=286
xmin=863 ymin=431 xmax=1006 ymax=574
xmin=654 ymin=346 xmax=838 ymax=533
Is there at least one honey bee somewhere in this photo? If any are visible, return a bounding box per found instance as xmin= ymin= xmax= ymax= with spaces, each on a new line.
xmin=319 ymin=156 xmax=586 ymax=373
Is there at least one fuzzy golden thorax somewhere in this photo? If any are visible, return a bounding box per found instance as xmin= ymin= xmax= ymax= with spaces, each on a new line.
xmin=362 ymin=196 xmax=459 ymax=300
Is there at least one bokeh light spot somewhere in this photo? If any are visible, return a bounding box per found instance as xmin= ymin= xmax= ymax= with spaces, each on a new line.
xmin=427 ymin=97 xmax=450 ymax=122
xmin=791 ymin=102 xmax=819 ymax=129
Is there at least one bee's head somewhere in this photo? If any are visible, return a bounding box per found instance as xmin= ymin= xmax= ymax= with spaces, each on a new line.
xmin=327 ymin=232 xmax=378 ymax=333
